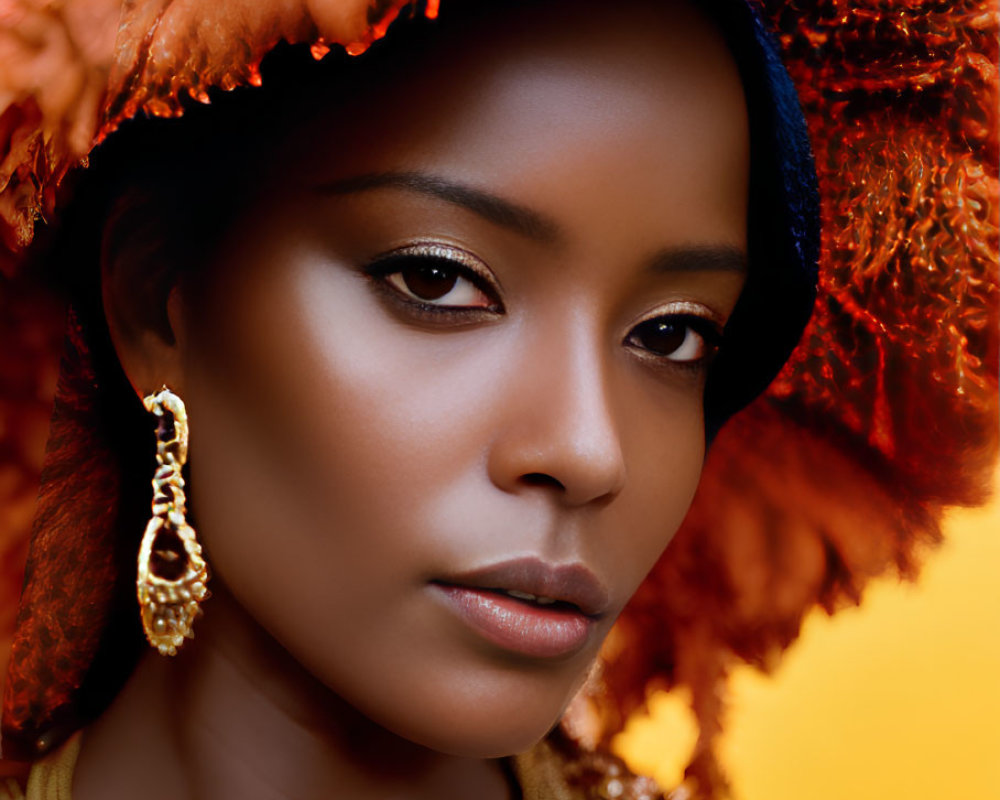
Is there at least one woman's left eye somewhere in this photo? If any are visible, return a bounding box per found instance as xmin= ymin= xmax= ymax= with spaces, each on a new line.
xmin=625 ymin=315 xmax=722 ymax=365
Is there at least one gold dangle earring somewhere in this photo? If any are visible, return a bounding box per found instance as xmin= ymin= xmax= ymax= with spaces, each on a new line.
xmin=137 ymin=387 xmax=210 ymax=655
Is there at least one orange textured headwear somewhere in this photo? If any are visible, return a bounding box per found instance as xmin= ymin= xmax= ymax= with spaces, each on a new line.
xmin=0 ymin=0 xmax=418 ymax=256
xmin=0 ymin=0 xmax=996 ymax=796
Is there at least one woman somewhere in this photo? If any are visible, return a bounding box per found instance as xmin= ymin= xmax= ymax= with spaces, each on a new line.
xmin=0 ymin=0 xmax=994 ymax=797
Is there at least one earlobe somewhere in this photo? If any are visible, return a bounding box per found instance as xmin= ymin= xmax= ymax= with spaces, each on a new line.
xmin=99 ymin=198 xmax=186 ymax=399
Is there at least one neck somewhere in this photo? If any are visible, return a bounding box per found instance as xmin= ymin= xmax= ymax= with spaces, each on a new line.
xmin=73 ymin=583 xmax=514 ymax=800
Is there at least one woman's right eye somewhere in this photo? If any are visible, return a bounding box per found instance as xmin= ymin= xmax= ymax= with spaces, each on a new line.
xmin=386 ymin=260 xmax=491 ymax=308
xmin=367 ymin=244 xmax=503 ymax=314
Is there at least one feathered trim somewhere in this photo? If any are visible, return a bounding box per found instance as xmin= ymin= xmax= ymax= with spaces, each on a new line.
xmin=0 ymin=0 xmax=417 ymax=270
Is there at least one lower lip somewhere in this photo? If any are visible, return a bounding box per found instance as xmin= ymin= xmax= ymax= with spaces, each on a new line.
xmin=433 ymin=584 xmax=593 ymax=659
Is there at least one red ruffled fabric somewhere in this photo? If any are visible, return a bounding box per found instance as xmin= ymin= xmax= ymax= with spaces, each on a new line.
xmin=0 ymin=0 xmax=119 ymax=255
xmin=0 ymin=0 xmax=996 ymax=796
xmin=0 ymin=0 xmax=412 ymax=264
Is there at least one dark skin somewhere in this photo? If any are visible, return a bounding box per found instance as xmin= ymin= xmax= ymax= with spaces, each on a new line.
xmin=80 ymin=1 xmax=748 ymax=797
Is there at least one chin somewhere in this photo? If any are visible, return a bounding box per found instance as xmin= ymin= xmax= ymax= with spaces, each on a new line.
xmin=343 ymin=656 xmax=593 ymax=759
xmin=395 ymin=710 xmax=564 ymax=760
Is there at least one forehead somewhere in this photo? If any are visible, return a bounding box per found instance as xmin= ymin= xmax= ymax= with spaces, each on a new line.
xmin=284 ymin=0 xmax=749 ymax=247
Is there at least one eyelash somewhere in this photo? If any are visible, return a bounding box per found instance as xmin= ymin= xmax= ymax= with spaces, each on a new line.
xmin=364 ymin=243 xmax=723 ymax=368
xmin=365 ymin=243 xmax=504 ymax=320
xmin=623 ymin=312 xmax=724 ymax=372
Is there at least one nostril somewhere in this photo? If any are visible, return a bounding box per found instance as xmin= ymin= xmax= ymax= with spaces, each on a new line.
xmin=520 ymin=472 xmax=565 ymax=491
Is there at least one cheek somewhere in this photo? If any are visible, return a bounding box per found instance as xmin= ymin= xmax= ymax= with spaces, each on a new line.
xmin=613 ymin=391 xmax=705 ymax=593
xmin=181 ymin=247 xmax=494 ymax=606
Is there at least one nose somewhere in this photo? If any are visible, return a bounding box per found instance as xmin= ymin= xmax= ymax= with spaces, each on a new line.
xmin=487 ymin=317 xmax=627 ymax=507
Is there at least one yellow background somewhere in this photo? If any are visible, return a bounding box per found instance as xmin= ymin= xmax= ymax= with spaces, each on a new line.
xmin=616 ymin=484 xmax=1000 ymax=799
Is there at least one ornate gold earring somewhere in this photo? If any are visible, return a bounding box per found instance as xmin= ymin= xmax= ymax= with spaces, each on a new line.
xmin=137 ymin=387 xmax=209 ymax=655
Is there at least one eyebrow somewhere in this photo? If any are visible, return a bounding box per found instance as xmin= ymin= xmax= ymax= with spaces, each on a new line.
xmin=649 ymin=244 xmax=747 ymax=274
xmin=314 ymin=171 xmax=561 ymax=244
xmin=316 ymin=171 xmax=748 ymax=274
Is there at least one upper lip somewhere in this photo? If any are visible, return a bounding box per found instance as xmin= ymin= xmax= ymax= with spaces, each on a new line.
xmin=436 ymin=556 xmax=610 ymax=618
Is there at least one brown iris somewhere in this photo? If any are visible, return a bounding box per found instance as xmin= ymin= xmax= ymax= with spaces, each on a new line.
xmin=631 ymin=318 xmax=688 ymax=357
xmin=399 ymin=261 xmax=459 ymax=301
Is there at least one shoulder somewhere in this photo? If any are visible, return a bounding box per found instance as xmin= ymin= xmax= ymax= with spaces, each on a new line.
xmin=510 ymin=731 xmax=664 ymax=800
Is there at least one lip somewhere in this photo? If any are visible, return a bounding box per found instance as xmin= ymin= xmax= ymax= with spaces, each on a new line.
xmin=431 ymin=557 xmax=609 ymax=659
xmin=439 ymin=557 xmax=610 ymax=616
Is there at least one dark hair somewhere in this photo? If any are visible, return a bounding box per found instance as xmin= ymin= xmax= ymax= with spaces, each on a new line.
xmin=701 ymin=0 xmax=819 ymax=431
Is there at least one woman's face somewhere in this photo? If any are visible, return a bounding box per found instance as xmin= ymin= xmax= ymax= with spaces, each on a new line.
xmin=170 ymin=0 xmax=748 ymax=758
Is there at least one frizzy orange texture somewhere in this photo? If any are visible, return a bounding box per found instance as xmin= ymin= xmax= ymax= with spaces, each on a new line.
xmin=0 ymin=0 xmax=996 ymax=796
xmin=0 ymin=0 xmax=410 ymax=258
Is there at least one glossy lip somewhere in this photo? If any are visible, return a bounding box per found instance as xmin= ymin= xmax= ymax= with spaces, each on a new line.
xmin=436 ymin=556 xmax=610 ymax=618
xmin=430 ymin=557 xmax=610 ymax=659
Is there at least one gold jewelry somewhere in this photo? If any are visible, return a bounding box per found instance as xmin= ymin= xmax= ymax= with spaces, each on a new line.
xmin=137 ymin=387 xmax=209 ymax=655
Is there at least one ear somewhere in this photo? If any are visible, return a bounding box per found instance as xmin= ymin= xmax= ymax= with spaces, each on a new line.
xmin=100 ymin=192 xmax=188 ymax=400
